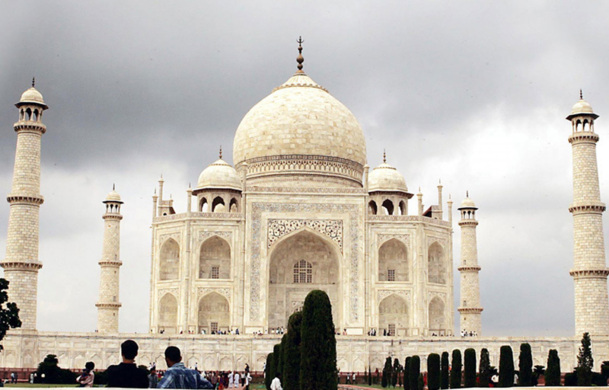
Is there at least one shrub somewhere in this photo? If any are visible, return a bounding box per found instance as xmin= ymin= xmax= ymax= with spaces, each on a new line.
xmin=464 ymin=348 xmax=476 ymax=388
xmin=283 ymin=311 xmax=302 ymax=390
xmin=564 ymin=371 xmax=577 ymax=386
xmin=498 ymin=345 xmax=514 ymax=388
xmin=592 ymin=372 xmax=606 ymax=386
xmin=441 ymin=352 xmax=449 ymax=389
xmin=299 ymin=290 xmax=337 ymax=390
xmin=517 ymin=343 xmax=533 ymax=386
xmin=479 ymin=348 xmax=491 ymax=387
xmin=545 ymin=349 xmax=561 ymax=386
xmin=36 ymin=354 xmax=76 ymax=384
xmin=382 ymin=357 xmax=392 ymax=388
xmin=577 ymin=332 xmax=593 ymax=386
xmin=427 ymin=353 xmax=440 ymax=390
xmin=409 ymin=356 xmax=420 ymax=390
xmin=450 ymin=349 xmax=462 ymax=388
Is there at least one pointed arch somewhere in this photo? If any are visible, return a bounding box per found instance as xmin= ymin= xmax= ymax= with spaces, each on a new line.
xmin=229 ymin=198 xmax=239 ymax=212
xmin=200 ymin=197 xmax=209 ymax=212
xmin=198 ymin=292 xmax=230 ymax=334
xmin=159 ymin=293 xmax=178 ymax=334
xmin=212 ymin=196 xmax=225 ymax=212
xmin=378 ymin=238 xmax=408 ymax=282
xmin=199 ymin=236 xmax=231 ymax=279
xmin=382 ymin=199 xmax=394 ymax=215
xmin=159 ymin=238 xmax=180 ymax=280
xmin=429 ymin=297 xmax=446 ymax=334
xmin=428 ymin=241 xmax=446 ymax=284
xmin=368 ymin=200 xmax=378 ymax=215
xmin=399 ymin=200 xmax=406 ymax=215
xmin=379 ymin=294 xmax=408 ymax=336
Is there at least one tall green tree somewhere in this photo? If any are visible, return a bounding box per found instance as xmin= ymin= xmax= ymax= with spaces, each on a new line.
xmin=368 ymin=366 xmax=372 ymax=386
xmin=576 ymin=332 xmax=593 ymax=386
xmin=393 ymin=358 xmax=401 ymax=387
xmin=409 ymin=356 xmax=420 ymax=390
xmin=498 ymin=346 xmax=514 ymax=388
xmin=404 ymin=357 xmax=411 ymax=390
xmin=478 ymin=348 xmax=491 ymax=388
xmin=282 ymin=311 xmax=302 ymax=390
xmin=427 ymin=353 xmax=440 ymax=390
xmin=463 ymin=349 xmax=476 ymax=388
xmin=450 ymin=350 xmax=462 ymax=388
xmin=440 ymin=352 xmax=449 ymax=389
xmin=299 ymin=290 xmax=337 ymax=390
xmin=266 ymin=351 xmax=275 ymax=390
xmin=382 ymin=357 xmax=392 ymax=388
xmin=517 ymin=343 xmax=533 ymax=386
xmin=0 ymin=279 xmax=21 ymax=350
xmin=274 ymin=343 xmax=283 ymax=378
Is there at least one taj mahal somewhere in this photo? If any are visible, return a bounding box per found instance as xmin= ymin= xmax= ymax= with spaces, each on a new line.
xmin=1 ymin=42 xmax=609 ymax=372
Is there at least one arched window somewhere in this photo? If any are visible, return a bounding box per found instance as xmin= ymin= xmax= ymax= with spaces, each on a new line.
xmin=368 ymin=200 xmax=378 ymax=215
xmin=293 ymin=260 xmax=312 ymax=283
xmin=399 ymin=201 xmax=406 ymax=216
xmin=212 ymin=197 xmax=225 ymax=212
xmin=378 ymin=239 xmax=408 ymax=281
xmin=199 ymin=236 xmax=231 ymax=279
xmin=229 ymin=198 xmax=238 ymax=212
xmin=33 ymin=109 xmax=38 ymax=122
xmin=200 ymin=197 xmax=209 ymax=212
xmin=26 ymin=108 xmax=32 ymax=121
xmin=428 ymin=242 xmax=446 ymax=284
xmin=429 ymin=297 xmax=445 ymax=334
xmin=379 ymin=295 xmax=408 ymax=336
xmin=382 ymin=199 xmax=394 ymax=215
xmin=159 ymin=239 xmax=179 ymax=280
xmin=159 ymin=294 xmax=178 ymax=334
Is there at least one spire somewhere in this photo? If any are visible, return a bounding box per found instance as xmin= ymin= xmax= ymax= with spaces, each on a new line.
xmin=112 ymin=183 xmax=115 ymax=191
xmin=466 ymin=190 xmax=469 ymax=198
xmin=383 ymin=149 xmax=386 ymax=164
xmin=219 ymin=145 xmax=223 ymax=159
xmin=32 ymin=77 xmax=35 ymax=87
xmin=580 ymin=89 xmax=583 ymax=100
xmin=296 ymin=36 xmax=304 ymax=73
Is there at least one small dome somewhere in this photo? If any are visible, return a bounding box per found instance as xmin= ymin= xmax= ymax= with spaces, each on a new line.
xmin=105 ymin=189 xmax=122 ymax=203
xmin=18 ymin=87 xmax=47 ymax=108
xmin=368 ymin=163 xmax=408 ymax=193
xmin=197 ymin=158 xmax=242 ymax=191
xmin=570 ymin=99 xmax=595 ymax=116
xmin=459 ymin=196 xmax=477 ymax=209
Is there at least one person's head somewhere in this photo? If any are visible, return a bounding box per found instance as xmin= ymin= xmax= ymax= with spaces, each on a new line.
xmin=85 ymin=362 xmax=95 ymax=373
xmin=164 ymin=346 xmax=182 ymax=367
xmin=121 ymin=339 xmax=139 ymax=361
xmin=275 ymin=372 xmax=281 ymax=379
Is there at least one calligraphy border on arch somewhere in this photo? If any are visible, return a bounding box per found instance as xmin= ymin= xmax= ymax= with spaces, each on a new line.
xmin=267 ymin=219 xmax=343 ymax=252
xmin=249 ymin=202 xmax=361 ymax=322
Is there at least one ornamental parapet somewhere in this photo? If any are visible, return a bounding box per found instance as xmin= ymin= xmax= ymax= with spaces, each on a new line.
xmin=570 ymin=269 xmax=609 ymax=278
xmin=7 ymin=194 xmax=44 ymax=205
xmin=458 ymin=265 xmax=481 ymax=272
xmin=95 ymin=302 xmax=122 ymax=309
xmin=0 ymin=261 xmax=43 ymax=271
xmin=569 ymin=203 xmax=606 ymax=214
xmin=98 ymin=260 xmax=123 ymax=266
xmin=569 ymin=132 xmax=599 ymax=144
xmin=13 ymin=122 xmax=46 ymax=134
xmin=102 ymin=214 xmax=123 ymax=220
xmin=154 ymin=212 xmax=243 ymax=223
xmin=368 ymin=214 xmax=451 ymax=227
xmin=458 ymin=307 xmax=483 ymax=313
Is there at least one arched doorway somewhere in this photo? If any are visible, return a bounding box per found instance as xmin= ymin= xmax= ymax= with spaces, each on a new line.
xmin=379 ymin=294 xmax=408 ymax=336
xmin=378 ymin=238 xmax=408 ymax=281
xmin=268 ymin=230 xmax=340 ymax=329
xmin=429 ymin=297 xmax=446 ymax=336
xmin=199 ymin=236 xmax=231 ymax=279
xmin=428 ymin=242 xmax=446 ymax=284
xmin=158 ymin=294 xmax=178 ymax=334
xmin=159 ymin=239 xmax=179 ymax=280
xmin=198 ymin=293 xmax=230 ymax=334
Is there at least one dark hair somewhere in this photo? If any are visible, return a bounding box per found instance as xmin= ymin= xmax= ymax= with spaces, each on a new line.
xmin=85 ymin=362 xmax=95 ymax=372
xmin=121 ymin=340 xmax=139 ymax=360
xmin=165 ymin=346 xmax=182 ymax=363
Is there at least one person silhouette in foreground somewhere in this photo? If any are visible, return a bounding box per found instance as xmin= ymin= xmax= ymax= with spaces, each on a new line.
xmin=106 ymin=339 xmax=149 ymax=388
xmin=158 ymin=346 xmax=213 ymax=389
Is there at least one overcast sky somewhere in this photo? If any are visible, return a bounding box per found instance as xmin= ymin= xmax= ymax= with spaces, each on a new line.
xmin=1 ymin=1 xmax=609 ymax=337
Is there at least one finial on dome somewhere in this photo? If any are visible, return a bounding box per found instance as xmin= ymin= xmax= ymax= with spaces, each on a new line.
xmin=219 ymin=145 xmax=223 ymax=159
xmin=466 ymin=190 xmax=469 ymax=197
xmin=580 ymin=89 xmax=583 ymax=100
xmin=113 ymin=183 xmax=115 ymax=191
xmin=383 ymin=149 xmax=386 ymax=164
xmin=32 ymin=77 xmax=35 ymax=88
xmin=296 ymin=36 xmax=304 ymax=72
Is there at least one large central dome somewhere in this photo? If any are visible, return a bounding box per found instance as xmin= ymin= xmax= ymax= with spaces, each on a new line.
xmin=233 ymin=71 xmax=367 ymax=187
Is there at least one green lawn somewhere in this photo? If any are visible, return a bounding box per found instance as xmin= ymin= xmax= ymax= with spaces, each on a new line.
xmin=4 ymin=385 xmax=79 ymax=388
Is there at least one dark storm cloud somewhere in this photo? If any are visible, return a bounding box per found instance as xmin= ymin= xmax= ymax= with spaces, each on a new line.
xmin=1 ymin=0 xmax=609 ymax=334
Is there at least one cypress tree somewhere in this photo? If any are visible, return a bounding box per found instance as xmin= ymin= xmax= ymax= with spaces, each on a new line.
xmin=404 ymin=357 xmax=411 ymax=390
xmin=576 ymin=332 xmax=593 ymax=386
xmin=265 ymin=352 xmax=275 ymax=390
xmin=463 ymin=349 xmax=476 ymax=388
xmin=478 ymin=348 xmax=491 ymax=388
xmin=440 ymin=352 xmax=449 ymax=389
xmin=278 ymin=336 xmax=286 ymax=377
xmin=427 ymin=353 xmax=441 ymax=390
xmin=498 ymin=345 xmax=514 ymax=388
xmin=450 ymin=349 xmax=462 ymax=389
xmin=274 ymin=344 xmax=282 ymax=380
xmin=517 ymin=343 xmax=533 ymax=386
xmin=369 ymin=366 xmax=372 ymax=386
xmin=393 ymin=358 xmax=400 ymax=387
xmin=299 ymin=290 xmax=337 ymax=390
xmin=382 ymin=356 xmax=392 ymax=388
xmin=283 ymin=311 xmax=302 ymax=390
xmin=409 ymin=356 xmax=420 ymax=390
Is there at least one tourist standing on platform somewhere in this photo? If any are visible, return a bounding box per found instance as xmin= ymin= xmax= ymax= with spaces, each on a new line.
xmin=106 ymin=340 xmax=148 ymax=388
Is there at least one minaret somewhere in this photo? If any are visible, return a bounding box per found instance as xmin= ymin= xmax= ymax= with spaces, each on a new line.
xmin=0 ymin=81 xmax=48 ymax=331
xmin=457 ymin=193 xmax=483 ymax=336
xmin=96 ymin=186 xmax=123 ymax=333
xmin=567 ymin=92 xmax=609 ymax=337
